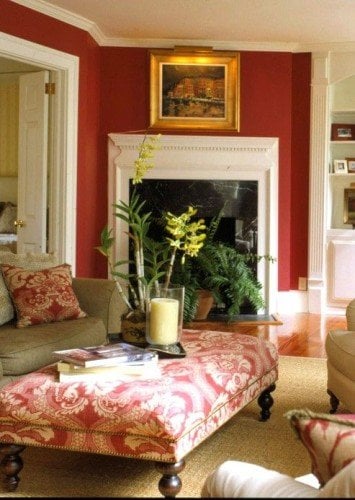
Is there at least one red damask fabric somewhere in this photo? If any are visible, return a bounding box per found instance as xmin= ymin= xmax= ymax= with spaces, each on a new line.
xmin=1 ymin=263 xmax=87 ymax=328
xmin=287 ymin=409 xmax=355 ymax=486
xmin=0 ymin=330 xmax=278 ymax=462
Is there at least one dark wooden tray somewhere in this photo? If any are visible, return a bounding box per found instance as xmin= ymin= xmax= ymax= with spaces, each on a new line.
xmin=147 ymin=343 xmax=187 ymax=358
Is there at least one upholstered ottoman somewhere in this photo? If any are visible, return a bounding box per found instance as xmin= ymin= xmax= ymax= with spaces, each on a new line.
xmin=0 ymin=329 xmax=278 ymax=497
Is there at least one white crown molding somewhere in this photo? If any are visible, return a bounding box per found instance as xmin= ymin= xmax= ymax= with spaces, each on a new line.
xmin=296 ymin=41 xmax=355 ymax=53
xmin=11 ymin=0 xmax=355 ymax=53
xmin=10 ymin=0 xmax=106 ymax=45
xmin=100 ymin=37 xmax=299 ymax=52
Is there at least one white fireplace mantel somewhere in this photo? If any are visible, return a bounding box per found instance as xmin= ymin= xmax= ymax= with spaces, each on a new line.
xmin=108 ymin=134 xmax=279 ymax=313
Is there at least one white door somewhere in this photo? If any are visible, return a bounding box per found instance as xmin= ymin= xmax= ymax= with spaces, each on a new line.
xmin=17 ymin=71 xmax=49 ymax=253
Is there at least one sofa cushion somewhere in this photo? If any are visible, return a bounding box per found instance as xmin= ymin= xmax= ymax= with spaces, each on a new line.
xmin=0 ymin=252 xmax=58 ymax=326
xmin=2 ymin=263 xmax=87 ymax=328
xmin=0 ymin=267 xmax=13 ymax=327
xmin=286 ymin=409 xmax=355 ymax=486
xmin=0 ymin=317 xmax=107 ymax=376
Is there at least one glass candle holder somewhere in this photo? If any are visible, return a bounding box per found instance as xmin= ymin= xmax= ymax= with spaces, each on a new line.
xmin=146 ymin=284 xmax=185 ymax=347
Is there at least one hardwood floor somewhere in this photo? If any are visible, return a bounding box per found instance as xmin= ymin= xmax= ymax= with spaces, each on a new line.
xmin=188 ymin=313 xmax=348 ymax=358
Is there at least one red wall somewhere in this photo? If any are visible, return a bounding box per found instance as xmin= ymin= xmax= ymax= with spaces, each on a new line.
xmin=100 ymin=49 xmax=311 ymax=289
xmin=291 ymin=54 xmax=311 ymax=287
xmin=0 ymin=0 xmax=311 ymax=291
xmin=0 ymin=0 xmax=102 ymax=277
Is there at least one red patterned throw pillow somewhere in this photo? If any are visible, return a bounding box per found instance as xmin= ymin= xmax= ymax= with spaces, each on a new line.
xmin=1 ymin=263 xmax=87 ymax=328
xmin=286 ymin=409 xmax=355 ymax=486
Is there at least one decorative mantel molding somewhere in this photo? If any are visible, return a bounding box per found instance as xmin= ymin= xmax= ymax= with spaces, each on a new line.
xmin=108 ymin=134 xmax=279 ymax=313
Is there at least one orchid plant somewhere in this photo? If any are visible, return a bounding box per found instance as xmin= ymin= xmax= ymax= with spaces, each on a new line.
xmin=96 ymin=134 xmax=206 ymax=315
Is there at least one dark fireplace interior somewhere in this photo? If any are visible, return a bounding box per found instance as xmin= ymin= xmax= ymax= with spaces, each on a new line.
xmin=130 ymin=179 xmax=259 ymax=315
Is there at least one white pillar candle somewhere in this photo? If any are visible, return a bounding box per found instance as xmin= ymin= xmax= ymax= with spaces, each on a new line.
xmin=149 ymin=298 xmax=179 ymax=344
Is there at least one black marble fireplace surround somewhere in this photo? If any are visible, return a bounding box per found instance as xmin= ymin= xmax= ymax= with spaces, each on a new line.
xmin=131 ymin=179 xmax=258 ymax=253
xmin=131 ymin=179 xmax=259 ymax=315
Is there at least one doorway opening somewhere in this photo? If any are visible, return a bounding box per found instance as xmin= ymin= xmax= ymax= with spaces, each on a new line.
xmin=0 ymin=31 xmax=78 ymax=272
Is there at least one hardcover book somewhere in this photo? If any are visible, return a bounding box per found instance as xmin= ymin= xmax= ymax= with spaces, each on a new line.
xmin=56 ymin=357 xmax=160 ymax=382
xmin=52 ymin=342 xmax=157 ymax=368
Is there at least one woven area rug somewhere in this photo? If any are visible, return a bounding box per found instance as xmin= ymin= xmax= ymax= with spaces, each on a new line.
xmin=0 ymin=356 xmax=345 ymax=498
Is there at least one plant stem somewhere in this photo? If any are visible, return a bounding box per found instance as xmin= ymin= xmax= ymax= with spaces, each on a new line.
xmin=115 ymin=281 xmax=133 ymax=311
xmin=129 ymin=283 xmax=140 ymax=309
xmin=131 ymin=229 xmax=148 ymax=311
xmin=164 ymin=247 xmax=177 ymax=289
xmin=106 ymin=251 xmax=133 ymax=310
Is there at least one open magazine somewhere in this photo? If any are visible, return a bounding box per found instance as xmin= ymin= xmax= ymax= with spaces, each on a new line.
xmin=52 ymin=342 xmax=157 ymax=368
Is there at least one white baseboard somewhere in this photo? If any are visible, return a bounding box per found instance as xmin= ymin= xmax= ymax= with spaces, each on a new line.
xmin=276 ymin=290 xmax=347 ymax=314
xmin=276 ymin=291 xmax=309 ymax=313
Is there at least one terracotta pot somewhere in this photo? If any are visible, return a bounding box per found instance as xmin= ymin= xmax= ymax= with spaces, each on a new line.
xmin=195 ymin=289 xmax=214 ymax=320
xmin=121 ymin=309 xmax=146 ymax=344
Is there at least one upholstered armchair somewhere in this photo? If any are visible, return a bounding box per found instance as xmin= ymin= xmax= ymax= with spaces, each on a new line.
xmin=325 ymin=299 xmax=355 ymax=413
xmin=201 ymin=460 xmax=355 ymax=498
xmin=202 ymin=410 xmax=355 ymax=498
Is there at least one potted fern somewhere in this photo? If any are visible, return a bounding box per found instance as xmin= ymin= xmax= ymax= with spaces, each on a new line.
xmin=171 ymin=210 xmax=275 ymax=323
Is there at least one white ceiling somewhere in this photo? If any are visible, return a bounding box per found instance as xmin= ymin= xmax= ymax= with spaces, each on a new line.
xmin=11 ymin=0 xmax=355 ymax=51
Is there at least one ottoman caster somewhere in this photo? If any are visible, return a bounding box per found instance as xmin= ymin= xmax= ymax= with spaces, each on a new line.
xmin=327 ymin=389 xmax=339 ymax=414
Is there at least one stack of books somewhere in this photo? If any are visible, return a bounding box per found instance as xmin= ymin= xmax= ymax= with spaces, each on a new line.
xmin=52 ymin=342 xmax=160 ymax=382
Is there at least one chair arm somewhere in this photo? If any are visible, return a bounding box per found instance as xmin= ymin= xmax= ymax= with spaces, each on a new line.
xmin=201 ymin=461 xmax=318 ymax=498
xmin=346 ymin=299 xmax=355 ymax=331
xmin=72 ymin=278 xmax=124 ymax=334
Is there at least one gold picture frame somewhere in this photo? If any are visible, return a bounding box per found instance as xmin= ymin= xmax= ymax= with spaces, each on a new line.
xmin=149 ymin=48 xmax=240 ymax=130
xmin=344 ymin=188 xmax=355 ymax=225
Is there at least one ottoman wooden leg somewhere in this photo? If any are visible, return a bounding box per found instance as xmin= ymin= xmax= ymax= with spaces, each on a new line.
xmin=155 ymin=459 xmax=185 ymax=498
xmin=0 ymin=443 xmax=26 ymax=492
xmin=257 ymin=383 xmax=276 ymax=421
xmin=327 ymin=389 xmax=339 ymax=414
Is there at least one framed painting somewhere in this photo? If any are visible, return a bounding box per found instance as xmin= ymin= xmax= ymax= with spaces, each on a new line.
xmin=344 ymin=188 xmax=355 ymax=225
xmin=149 ymin=48 xmax=240 ymax=130
xmin=331 ymin=123 xmax=355 ymax=141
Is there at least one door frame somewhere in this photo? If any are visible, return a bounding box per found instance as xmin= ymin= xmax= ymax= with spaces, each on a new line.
xmin=0 ymin=31 xmax=79 ymax=274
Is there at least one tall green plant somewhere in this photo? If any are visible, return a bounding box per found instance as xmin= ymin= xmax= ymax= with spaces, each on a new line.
xmin=96 ymin=134 xmax=207 ymax=314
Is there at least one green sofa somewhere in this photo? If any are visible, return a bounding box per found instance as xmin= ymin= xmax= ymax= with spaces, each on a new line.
xmin=0 ymin=278 xmax=122 ymax=388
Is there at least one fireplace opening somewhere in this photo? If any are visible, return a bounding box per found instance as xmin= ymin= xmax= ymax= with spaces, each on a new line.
xmin=130 ymin=178 xmax=258 ymax=315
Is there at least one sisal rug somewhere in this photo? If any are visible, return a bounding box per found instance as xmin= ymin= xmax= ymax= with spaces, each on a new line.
xmin=0 ymin=356 xmax=346 ymax=498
